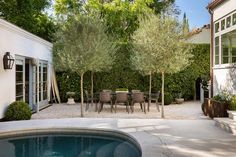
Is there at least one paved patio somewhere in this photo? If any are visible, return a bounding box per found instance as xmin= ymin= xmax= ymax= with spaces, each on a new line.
xmin=32 ymin=101 xmax=208 ymax=120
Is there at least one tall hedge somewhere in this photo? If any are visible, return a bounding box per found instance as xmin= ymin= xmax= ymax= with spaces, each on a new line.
xmin=56 ymin=44 xmax=210 ymax=102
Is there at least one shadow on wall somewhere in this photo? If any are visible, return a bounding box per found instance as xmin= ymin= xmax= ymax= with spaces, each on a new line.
xmin=229 ymin=65 xmax=236 ymax=94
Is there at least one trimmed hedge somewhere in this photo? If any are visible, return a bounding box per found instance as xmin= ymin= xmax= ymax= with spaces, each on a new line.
xmin=56 ymin=44 xmax=210 ymax=102
xmin=4 ymin=101 xmax=32 ymax=121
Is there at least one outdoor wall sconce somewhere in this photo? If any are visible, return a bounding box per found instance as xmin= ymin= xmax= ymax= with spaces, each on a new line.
xmin=3 ymin=52 xmax=15 ymax=69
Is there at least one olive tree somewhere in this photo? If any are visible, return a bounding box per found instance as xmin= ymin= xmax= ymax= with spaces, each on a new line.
xmin=132 ymin=14 xmax=192 ymax=118
xmin=53 ymin=16 xmax=117 ymax=117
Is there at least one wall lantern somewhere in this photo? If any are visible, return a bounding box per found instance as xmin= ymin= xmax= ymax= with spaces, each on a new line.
xmin=3 ymin=52 xmax=15 ymax=69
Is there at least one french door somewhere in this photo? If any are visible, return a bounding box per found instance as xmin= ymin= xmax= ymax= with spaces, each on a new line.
xmin=16 ymin=56 xmax=48 ymax=111
xmin=32 ymin=60 xmax=48 ymax=110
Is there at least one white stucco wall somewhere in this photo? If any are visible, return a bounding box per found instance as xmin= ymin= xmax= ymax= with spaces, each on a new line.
xmin=211 ymin=0 xmax=236 ymax=96
xmin=187 ymin=28 xmax=211 ymax=44
xmin=213 ymin=67 xmax=236 ymax=95
xmin=213 ymin=0 xmax=236 ymax=22
xmin=0 ymin=19 xmax=52 ymax=119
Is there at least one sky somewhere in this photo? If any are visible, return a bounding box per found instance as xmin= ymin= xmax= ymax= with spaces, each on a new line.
xmin=175 ymin=0 xmax=211 ymax=30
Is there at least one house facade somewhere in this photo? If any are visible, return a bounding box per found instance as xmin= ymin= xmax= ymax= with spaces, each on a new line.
xmin=208 ymin=0 xmax=236 ymax=96
xmin=0 ymin=19 xmax=53 ymax=119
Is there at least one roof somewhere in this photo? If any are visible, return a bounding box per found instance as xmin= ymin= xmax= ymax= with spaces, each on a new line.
xmin=188 ymin=24 xmax=210 ymax=37
xmin=0 ymin=18 xmax=52 ymax=47
xmin=207 ymin=0 xmax=226 ymax=11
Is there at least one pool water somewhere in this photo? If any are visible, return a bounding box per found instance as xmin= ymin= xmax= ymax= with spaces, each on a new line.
xmin=0 ymin=133 xmax=141 ymax=157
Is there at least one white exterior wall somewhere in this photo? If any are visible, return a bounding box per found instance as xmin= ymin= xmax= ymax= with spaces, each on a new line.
xmin=212 ymin=0 xmax=236 ymax=96
xmin=213 ymin=0 xmax=236 ymax=22
xmin=0 ymin=19 xmax=52 ymax=119
xmin=187 ymin=28 xmax=211 ymax=44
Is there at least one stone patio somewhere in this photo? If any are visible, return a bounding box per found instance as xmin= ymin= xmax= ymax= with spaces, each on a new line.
xmin=32 ymin=101 xmax=208 ymax=120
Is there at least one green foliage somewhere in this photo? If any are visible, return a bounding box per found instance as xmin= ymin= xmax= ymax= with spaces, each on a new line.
xmin=230 ymin=95 xmax=236 ymax=110
xmin=164 ymin=92 xmax=173 ymax=105
xmin=0 ymin=0 xmax=55 ymax=41
xmin=132 ymin=14 xmax=193 ymax=74
xmin=212 ymin=90 xmax=231 ymax=104
xmin=56 ymin=44 xmax=209 ymax=102
xmin=4 ymin=101 xmax=32 ymax=121
xmin=53 ymin=15 xmax=117 ymax=75
xmin=66 ymin=92 xmax=75 ymax=98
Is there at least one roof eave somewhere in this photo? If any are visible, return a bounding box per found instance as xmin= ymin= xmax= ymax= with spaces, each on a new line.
xmin=207 ymin=0 xmax=226 ymax=11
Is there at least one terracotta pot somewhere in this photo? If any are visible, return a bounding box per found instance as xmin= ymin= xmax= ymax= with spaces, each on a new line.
xmin=210 ymin=100 xmax=229 ymax=119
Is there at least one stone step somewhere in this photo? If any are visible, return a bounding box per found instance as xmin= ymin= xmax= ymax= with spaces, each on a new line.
xmin=215 ymin=118 xmax=236 ymax=135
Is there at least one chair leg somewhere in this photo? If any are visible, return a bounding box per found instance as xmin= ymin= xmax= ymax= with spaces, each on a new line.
xmin=115 ymin=102 xmax=117 ymax=113
xmin=140 ymin=103 xmax=143 ymax=110
xmin=111 ymin=101 xmax=113 ymax=113
xmin=99 ymin=103 xmax=103 ymax=113
xmin=131 ymin=102 xmax=134 ymax=113
xmin=143 ymin=102 xmax=146 ymax=114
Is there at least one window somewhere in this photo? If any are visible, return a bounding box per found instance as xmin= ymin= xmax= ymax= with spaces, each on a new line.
xmin=233 ymin=13 xmax=236 ymax=25
xmin=221 ymin=30 xmax=236 ymax=64
xmin=221 ymin=19 xmax=225 ymax=30
xmin=226 ymin=16 xmax=231 ymax=28
xmin=215 ymin=22 xmax=219 ymax=33
xmin=222 ymin=34 xmax=230 ymax=64
xmin=215 ymin=37 xmax=219 ymax=65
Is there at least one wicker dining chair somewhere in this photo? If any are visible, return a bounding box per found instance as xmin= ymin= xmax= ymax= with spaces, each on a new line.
xmin=84 ymin=90 xmax=98 ymax=111
xmin=147 ymin=91 xmax=160 ymax=112
xmin=114 ymin=92 xmax=129 ymax=113
xmin=98 ymin=91 xmax=113 ymax=113
xmin=131 ymin=92 xmax=146 ymax=114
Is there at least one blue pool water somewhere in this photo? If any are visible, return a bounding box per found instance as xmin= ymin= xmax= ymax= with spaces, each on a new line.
xmin=0 ymin=133 xmax=141 ymax=157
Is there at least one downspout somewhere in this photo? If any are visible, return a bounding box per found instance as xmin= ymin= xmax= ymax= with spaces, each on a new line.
xmin=208 ymin=8 xmax=214 ymax=98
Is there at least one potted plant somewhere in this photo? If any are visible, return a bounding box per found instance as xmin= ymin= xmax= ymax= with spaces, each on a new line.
xmin=228 ymin=95 xmax=236 ymax=120
xmin=210 ymin=90 xmax=230 ymax=119
xmin=66 ymin=92 xmax=75 ymax=104
xmin=175 ymin=92 xmax=184 ymax=104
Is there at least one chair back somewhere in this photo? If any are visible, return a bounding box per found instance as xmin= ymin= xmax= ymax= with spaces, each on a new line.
xmin=132 ymin=92 xmax=145 ymax=103
xmin=151 ymin=91 xmax=160 ymax=99
xmin=131 ymin=90 xmax=140 ymax=93
xmin=102 ymin=89 xmax=112 ymax=93
xmin=116 ymin=92 xmax=128 ymax=103
xmin=100 ymin=91 xmax=112 ymax=103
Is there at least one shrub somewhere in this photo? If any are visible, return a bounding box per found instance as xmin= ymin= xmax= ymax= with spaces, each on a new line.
xmin=164 ymin=92 xmax=173 ymax=105
xmin=5 ymin=101 xmax=32 ymax=121
xmin=66 ymin=92 xmax=75 ymax=98
xmin=230 ymin=95 xmax=236 ymax=111
xmin=212 ymin=90 xmax=231 ymax=104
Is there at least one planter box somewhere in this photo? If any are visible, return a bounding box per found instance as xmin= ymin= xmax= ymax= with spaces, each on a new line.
xmin=227 ymin=111 xmax=236 ymax=120
xmin=210 ymin=100 xmax=229 ymax=119
xmin=203 ymin=98 xmax=211 ymax=116
xmin=175 ymin=98 xmax=184 ymax=104
xmin=67 ymin=98 xmax=75 ymax=105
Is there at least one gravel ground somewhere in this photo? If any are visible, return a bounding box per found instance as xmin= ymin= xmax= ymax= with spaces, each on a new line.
xmin=32 ymin=101 xmax=209 ymax=120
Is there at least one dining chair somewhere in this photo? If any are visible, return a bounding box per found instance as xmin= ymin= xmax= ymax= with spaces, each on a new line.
xmin=98 ymin=91 xmax=113 ymax=113
xmin=147 ymin=91 xmax=160 ymax=112
xmin=114 ymin=92 xmax=129 ymax=113
xmin=131 ymin=92 xmax=146 ymax=114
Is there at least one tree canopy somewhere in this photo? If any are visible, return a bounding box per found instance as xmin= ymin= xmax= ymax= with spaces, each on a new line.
xmin=53 ymin=16 xmax=117 ymax=116
xmin=132 ymin=14 xmax=193 ymax=117
xmin=0 ymin=0 xmax=55 ymax=41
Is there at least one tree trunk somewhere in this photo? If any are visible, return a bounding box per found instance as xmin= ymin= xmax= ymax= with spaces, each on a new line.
xmin=80 ymin=73 xmax=84 ymax=117
xmin=161 ymin=72 xmax=165 ymax=118
xmin=148 ymin=73 xmax=152 ymax=111
xmin=91 ymin=71 xmax=94 ymax=105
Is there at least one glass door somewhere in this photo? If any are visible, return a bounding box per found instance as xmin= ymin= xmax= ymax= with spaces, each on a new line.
xmin=15 ymin=58 xmax=25 ymax=101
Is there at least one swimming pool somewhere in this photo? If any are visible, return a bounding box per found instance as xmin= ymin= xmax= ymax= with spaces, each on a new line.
xmin=0 ymin=129 xmax=141 ymax=157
